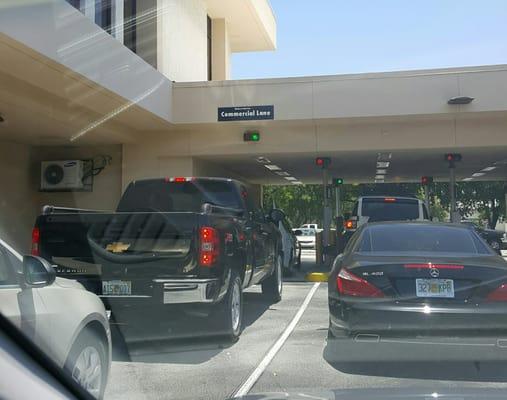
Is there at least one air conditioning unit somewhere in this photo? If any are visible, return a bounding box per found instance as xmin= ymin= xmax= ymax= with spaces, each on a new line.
xmin=40 ymin=160 xmax=85 ymax=191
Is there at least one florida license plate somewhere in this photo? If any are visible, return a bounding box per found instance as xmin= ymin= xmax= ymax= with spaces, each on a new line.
xmin=102 ymin=280 xmax=132 ymax=296
xmin=416 ymin=279 xmax=454 ymax=298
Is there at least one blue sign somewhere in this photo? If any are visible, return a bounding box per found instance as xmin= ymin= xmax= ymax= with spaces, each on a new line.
xmin=218 ymin=105 xmax=274 ymax=122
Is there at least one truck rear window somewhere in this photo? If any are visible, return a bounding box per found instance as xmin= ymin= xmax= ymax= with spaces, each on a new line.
xmin=361 ymin=198 xmax=419 ymax=222
xmin=117 ymin=180 xmax=242 ymax=212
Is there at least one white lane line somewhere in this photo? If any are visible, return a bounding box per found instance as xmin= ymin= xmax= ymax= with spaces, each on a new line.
xmin=232 ymin=282 xmax=321 ymax=398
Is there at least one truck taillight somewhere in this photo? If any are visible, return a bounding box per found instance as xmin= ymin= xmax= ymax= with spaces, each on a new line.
xmin=31 ymin=227 xmax=40 ymax=256
xmin=199 ymin=227 xmax=220 ymax=267
xmin=336 ymin=268 xmax=384 ymax=298
xmin=165 ymin=177 xmax=194 ymax=183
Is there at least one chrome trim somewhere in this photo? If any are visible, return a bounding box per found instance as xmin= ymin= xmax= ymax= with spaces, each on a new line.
xmin=154 ymin=278 xmax=219 ymax=304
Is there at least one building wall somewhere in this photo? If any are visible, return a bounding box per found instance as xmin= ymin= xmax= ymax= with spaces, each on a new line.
xmin=0 ymin=140 xmax=38 ymax=252
xmin=157 ymin=0 xmax=208 ymax=82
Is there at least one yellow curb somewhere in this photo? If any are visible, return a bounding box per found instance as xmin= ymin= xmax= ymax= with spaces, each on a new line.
xmin=305 ymin=272 xmax=329 ymax=282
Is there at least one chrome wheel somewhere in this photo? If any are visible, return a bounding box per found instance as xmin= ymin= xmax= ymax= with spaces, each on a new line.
xmin=231 ymin=280 xmax=241 ymax=333
xmin=71 ymin=346 xmax=103 ymax=398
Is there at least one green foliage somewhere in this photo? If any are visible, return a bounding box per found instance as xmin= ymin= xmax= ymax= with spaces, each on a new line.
xmin=433 ymin=181 xmax=505 ymax=228
xmin=263 ymin=185 xmax=324 ymax=227
xmin=264 ymin=181 xmax=506 ymax=229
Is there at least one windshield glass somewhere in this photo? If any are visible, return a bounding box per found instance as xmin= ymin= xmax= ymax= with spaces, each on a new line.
xmin=117 ymin=180 xmax=242 ymax=212
xmin=298 ymin=229 xmax=316 ymax=236
xmin=361 ymin=198 xmax=420 ymax=222
xmin=3 ymin=1 xmax=507 ymax=399
xmin=358 ymin=224 xmax=491 ymax=254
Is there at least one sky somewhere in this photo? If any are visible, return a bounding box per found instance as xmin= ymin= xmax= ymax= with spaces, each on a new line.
xmin=231 ymin=0 xmax=507 ymax=79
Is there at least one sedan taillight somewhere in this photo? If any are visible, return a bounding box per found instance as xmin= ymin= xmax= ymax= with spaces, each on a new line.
xmin=487 ymin=283 xmax=507 ymax=301
xmin=336 ymin=268 xmax=384 ymax=298
xmin=199 ymin=227 xmax=220 ymax=267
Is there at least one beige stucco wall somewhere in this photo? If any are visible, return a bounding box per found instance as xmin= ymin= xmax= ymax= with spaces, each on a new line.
xmin=0 ymin=140 xmax=38 ymax=252
xmin=157 ymin=0 xmax=208 ymax=82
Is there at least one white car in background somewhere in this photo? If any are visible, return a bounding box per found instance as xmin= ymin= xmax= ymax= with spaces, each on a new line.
xmin=0 ymin=238 xmax=111 ymax=399
xmin=300 ymin=223 xmax=319 ymax=230
xmin=293 ymin=228 xmax=317 ymax=249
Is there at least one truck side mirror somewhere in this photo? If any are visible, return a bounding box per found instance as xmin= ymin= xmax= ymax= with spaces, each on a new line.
xmin=293 ymin=229 xmax=303 ymax=236
xmin=23 ymin=256 xmax=56 ymax=288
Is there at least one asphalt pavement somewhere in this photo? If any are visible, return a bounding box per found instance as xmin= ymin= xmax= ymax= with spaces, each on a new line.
xmin=105 ymin=250 xmax=507 ymax=400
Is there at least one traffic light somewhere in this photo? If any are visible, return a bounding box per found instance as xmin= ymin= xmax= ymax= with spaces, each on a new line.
xmin=243 ymin=131 xmax=260 ymax=142
xmin=444 ymin=153 xmax=462 ymax=162
xmin=315 ymin=157 xmax=331 ymax=168
xmin=421 ymin=176 xmax=433 ymax=186
xmin=334 ymin=177 xmax=344 ymax=186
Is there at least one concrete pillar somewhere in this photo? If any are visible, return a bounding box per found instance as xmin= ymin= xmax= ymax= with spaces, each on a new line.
xmin=111 ymin=0 xmax=124 ymax=43
xmin=81 ymin=0 xmax=96 ymax=20
xmin=211 ymin=19 xmax=231 ymax=81
xmin=322 ymin=167 xmax=331 ymax=247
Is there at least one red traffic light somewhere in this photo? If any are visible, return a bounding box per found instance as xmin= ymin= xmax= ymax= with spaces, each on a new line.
xmin=421 ymin=176 xmax=433 ymax=186
xmin=445 ymin=153 xmax=462 ymax=162
xmin=315 ymin=157 xmax=331 ymax=168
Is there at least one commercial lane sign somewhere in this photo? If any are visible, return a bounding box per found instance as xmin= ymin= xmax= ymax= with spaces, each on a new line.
xmin=218 ymin=105 xmax=274 ymax=122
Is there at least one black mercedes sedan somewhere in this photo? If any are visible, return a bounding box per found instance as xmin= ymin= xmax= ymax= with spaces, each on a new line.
xmin=327 ymin=221 xmax=507 ymax=362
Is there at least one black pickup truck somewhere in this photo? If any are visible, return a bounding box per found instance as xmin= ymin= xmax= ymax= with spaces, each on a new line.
xmin=32 ymin=177 xmax=284 ymax=341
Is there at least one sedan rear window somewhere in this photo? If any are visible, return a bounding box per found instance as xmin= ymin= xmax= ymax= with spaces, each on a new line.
xmin=357 ymin=224 xmax=492 ymax=254
xmin=361 ymin=198 xmax=419 ymax=222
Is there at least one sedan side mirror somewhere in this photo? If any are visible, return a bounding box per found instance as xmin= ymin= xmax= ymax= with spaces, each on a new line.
xmin=269 ymin=209 xmax=285 ymax=223
xmin=293 ymin=229 xmax=303 ymax=236
xmin=23 ymin=256 xmax=56 ymax=288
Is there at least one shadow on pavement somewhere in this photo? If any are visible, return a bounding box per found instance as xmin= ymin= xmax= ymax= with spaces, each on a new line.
xmin=323 ymin=340 xmax=507 ymax=382
xmin=111 ymin=291 xmax=275 ymax=363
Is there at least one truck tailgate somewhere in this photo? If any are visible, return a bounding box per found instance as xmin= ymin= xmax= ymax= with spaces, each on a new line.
xmin=38 ymin=212 xmax=201 ymax=296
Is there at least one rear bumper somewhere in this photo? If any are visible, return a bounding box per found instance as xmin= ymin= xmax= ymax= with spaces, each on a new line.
xmin=299 ymin=242 xmax=315 ymax=249
xmin=326 ymin=325 xmax=507 ymax=362
xmin=329 ymin=297 xmax=507 ymax=332
xmin=152 ymin=278 xmax=219 ymax=304
xmin=72 ymin=276 xmax=222 ymax=306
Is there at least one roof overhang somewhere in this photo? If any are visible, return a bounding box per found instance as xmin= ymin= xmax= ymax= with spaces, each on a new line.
xmin=205 ymin=0 xmax=276 ymax=52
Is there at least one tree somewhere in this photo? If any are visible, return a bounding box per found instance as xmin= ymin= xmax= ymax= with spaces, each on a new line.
xmin=263 ymin=185 xmax=324 ymax=227
xmin=263 ymin=181 xmax=506 ymax=229
xmin=433 ymin=181 xmax=505 ymax=228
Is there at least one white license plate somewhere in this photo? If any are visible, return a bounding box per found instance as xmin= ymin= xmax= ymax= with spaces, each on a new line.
xmin=416 ymin=279 xmax=454 ymax=298
xmin=102 ymin=280 xmax=132 ymax=296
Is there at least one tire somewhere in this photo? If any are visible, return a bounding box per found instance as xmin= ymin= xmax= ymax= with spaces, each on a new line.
xmin=294 ymin=246 xmax=301 ymax=270
xmin=262 ymin=254 xmax=283 ymax=303
xmin=283 ymin=254 xmax=294 ymax=277
xmin=216 ymin=270 xmax=243 ymax=342
xmin=490 ymin=241 xmax=500 ymax=251
xmin=64 ymin=328 xmax=108 ymax=399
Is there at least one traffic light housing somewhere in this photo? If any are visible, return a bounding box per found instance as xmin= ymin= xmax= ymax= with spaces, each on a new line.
xmin=421 ymin=176 xmax=433 ymax=186
xmin=243 ymin=131 xmax=260 ymax=142
xmin=334 ymin=177 xmax=344 ymax=186
xmin=444 ymin=153 xmax=462 ymax=162
xmin=315 ymin=157 xmax=331 ymax=168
